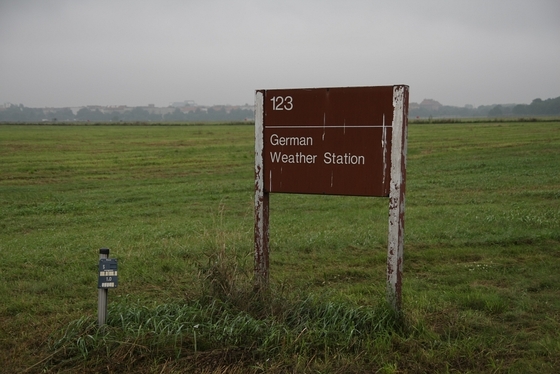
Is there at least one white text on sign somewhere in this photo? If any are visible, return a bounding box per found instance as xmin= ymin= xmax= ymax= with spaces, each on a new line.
xmin=269 ymin=133 xmax=365 ymax=165
xmin=270 ymin=96 xmax=293 ymax=111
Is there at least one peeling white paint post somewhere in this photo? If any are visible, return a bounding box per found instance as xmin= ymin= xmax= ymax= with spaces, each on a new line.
xmin=254 ymin=91 xmax=270 ymax=289
xmin=387 ymin=86 xmax=409 ymax=313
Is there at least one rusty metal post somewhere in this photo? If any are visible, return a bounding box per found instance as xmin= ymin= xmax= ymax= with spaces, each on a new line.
xmin=254 ymin=91 xmax=270 ymax=290
xmin=387 ymin=85 xmax=408 ymax=312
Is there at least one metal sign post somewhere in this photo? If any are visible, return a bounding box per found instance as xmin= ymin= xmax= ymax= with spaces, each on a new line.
xmin=97 ymin=248 xmax=118 ymax=326
xmin=254 ymin=85 xmax=409 ymax=312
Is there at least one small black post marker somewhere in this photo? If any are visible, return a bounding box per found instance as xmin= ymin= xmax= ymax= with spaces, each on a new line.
xmin=98 ymin=248 xmax=110 ymax=327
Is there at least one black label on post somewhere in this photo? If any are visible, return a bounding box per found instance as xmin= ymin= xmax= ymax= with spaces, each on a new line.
xmin=98 ymin=258 xmax=118 ymax=288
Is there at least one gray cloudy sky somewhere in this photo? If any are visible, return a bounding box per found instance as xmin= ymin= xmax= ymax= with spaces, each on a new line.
xmin=1 ymin=0 xmax=559 ymax=108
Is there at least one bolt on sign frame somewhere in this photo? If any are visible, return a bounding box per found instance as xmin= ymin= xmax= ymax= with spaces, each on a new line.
xmin=254 ymin=85 xmax=408 ymax=311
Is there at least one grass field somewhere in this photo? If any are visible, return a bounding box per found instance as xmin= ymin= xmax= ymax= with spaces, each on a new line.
xmin=1 ymin=121 xmax=559 ymax=373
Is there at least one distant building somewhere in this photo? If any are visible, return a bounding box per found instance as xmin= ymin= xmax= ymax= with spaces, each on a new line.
xmin=408 ymin=102 xmax=420 ymax=111
xmin=419 ymin=99 xmax=442 ymax=111
xmin=170 ymin=100 xmax=197 ymax=108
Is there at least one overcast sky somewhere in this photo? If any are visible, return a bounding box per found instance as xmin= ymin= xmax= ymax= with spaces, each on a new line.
xmin=1 ymin=0 xmax=559 ymax=108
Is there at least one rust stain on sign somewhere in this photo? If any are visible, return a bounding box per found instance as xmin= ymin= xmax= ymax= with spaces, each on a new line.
xmin=259 ymin=86 xmax=401 ymax=197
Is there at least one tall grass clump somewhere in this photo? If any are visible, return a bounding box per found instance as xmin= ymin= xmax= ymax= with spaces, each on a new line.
xmin=47 ymin=244 xmax=401 ymax=373
xmin=48 ymin=298 xmax=400 ymax=372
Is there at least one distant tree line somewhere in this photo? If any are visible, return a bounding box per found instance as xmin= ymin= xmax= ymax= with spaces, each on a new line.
xmin=160 ymin=107 xmax=253 ymax=122
xmin=511 ymin=97 xmax=560 ymax=116
xmin=1 ymin=96 xmax=559 ymax=123
xmin=0 ymin=105 xmax=254 ymax=123
xmin=409 ymin=96 xmax=560 ymax=119
xmin=409 ymin=105 xmax=488 ymax=118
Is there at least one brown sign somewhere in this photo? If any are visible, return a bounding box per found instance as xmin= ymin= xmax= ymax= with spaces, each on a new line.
xmin=259 ymin=86 xmax=400 ymax=196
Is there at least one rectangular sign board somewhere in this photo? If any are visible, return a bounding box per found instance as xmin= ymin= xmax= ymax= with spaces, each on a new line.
xmin=98 ymin=258 xmax=118 ymax=289
xmin=258 ymin=86 xmax=404 ymax=197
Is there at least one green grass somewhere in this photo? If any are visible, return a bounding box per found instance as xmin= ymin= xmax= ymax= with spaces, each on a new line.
xmin=1 ymin=122 xmax=559 ymax=373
